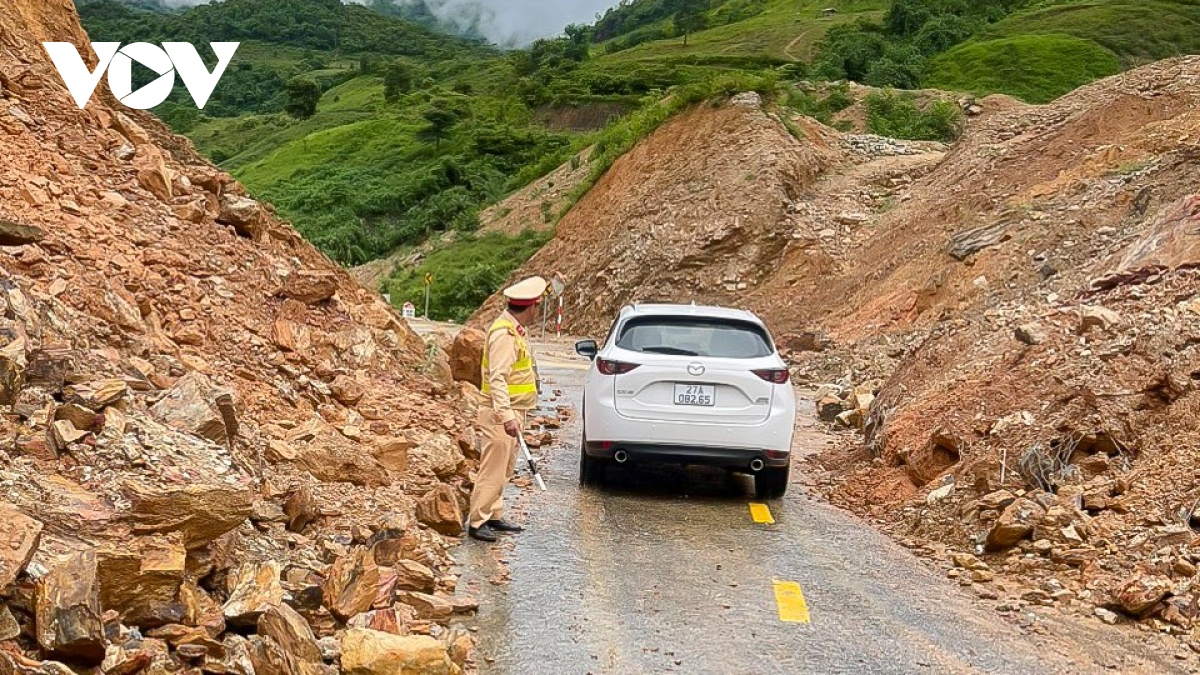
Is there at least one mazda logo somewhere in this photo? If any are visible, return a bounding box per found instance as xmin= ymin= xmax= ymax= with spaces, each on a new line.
xmin=687 ymin=363 xmax=705 ymax=376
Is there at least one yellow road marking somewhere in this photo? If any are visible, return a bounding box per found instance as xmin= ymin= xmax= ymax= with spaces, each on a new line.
xmin=749 ymin=502 xmax=775 ymax=524
xmin=773 ymin=580 xmax=811 ymax=623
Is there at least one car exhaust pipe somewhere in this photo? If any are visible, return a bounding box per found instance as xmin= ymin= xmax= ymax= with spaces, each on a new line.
xmin=614 ymin=450 xmax=629 ymax=464
xmin=750 ymin=458 xmax=765 ymax=472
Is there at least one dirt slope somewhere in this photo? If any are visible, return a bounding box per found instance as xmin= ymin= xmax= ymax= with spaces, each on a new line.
xmin=472 ymin=92 xmax=856 ymax=331
xmin=483 ymin=57 xmax=1200 ymax=634
xmin=0 ymin=1 xmax=479 ymax=671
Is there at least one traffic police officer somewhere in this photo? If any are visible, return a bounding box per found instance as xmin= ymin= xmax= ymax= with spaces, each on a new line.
xmin=468 ymin=276 xmax=548 ymax=543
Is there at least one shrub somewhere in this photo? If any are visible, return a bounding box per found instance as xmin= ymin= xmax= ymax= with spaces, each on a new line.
xmin=864 ymin=90 xmax=963 ymax=142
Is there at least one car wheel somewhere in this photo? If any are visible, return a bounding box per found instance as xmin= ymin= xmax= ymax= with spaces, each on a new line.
xmin=580 ymin=430 xmax=605 ymax=487
xmin=755 ymin=465 xmax=789 ymax=500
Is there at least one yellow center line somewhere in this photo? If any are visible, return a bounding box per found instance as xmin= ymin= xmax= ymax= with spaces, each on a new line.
xmin=773 ymin=580 xmax=811 ymax=623
xmin=749 ymin=502 xmax=775 ymax=524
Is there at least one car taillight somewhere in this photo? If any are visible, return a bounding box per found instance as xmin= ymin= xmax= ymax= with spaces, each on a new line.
xmin=597 ymin=358 xmax=640 ymax=375
xmin=753 ymin=368 xmax=790 ymax=384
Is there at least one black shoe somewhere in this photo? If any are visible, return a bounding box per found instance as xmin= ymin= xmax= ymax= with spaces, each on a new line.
xmin=487 ymin=519 xmax=524 ymax=533
xmin=468 ymin=525 xmax=498 ymax=542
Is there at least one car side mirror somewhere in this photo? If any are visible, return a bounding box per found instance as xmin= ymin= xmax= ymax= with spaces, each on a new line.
xmin=575 ymin=339 xmax=598 ymax=360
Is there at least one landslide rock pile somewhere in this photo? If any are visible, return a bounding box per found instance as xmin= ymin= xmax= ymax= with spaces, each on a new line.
xmin=816 ymin=59 xmax=1200 ymax=634
xmin=0 ymin=2 xmax=478 ymax=672
xmin=471 ymin=91 xmax=851 ymax=332
xmin=489 ymin=55 xmax=1200 ymax=633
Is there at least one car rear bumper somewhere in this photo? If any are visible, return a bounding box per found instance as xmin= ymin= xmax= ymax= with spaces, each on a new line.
xmin=584 ymin=441 xmax=790 ymax=469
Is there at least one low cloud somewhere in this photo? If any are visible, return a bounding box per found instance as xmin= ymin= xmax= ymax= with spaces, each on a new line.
xmin=390 ymin=0 xmax=616 ymax=47
xmin=137 ymin=0 xmax=617 ymax=47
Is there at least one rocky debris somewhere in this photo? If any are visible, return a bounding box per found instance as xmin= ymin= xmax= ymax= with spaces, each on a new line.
xmin=64 ymin=379 xmax=127 ymax=411
xmin=36 ymin=550 xmax=106 ymax=665
xmin=416 ymin=485 xmax=463 ymax=537
xmin=947 ymin=221 xmax=1010 ymax=261
xmin=1013 ymin=323 xmax=1046 ymax=346
xmin=322 ymin=548 xmax=381 ymax=623
xmin=280 ymin=271 xmax=339 ymax=306
xmin=373 ymin=437 xmax=410 ymax=474
xmin=1076 ymin=305 xmax=1123 ymax=335
xmin=340 ymin=629 xmax=459 ymax=675
xmin=0 ymin=1 xmax=476 ymax=669
xmin=448 ymin=328 xmax=484 ymax=388
xmin=812 ymin=381 xmax=876 ymax=430
xmin=330 ymin=375 xmax=365 ymax=406
xmin=284 ymin=487 xmax=319 ymax=533
xmin=0 ymin=324 xmax=26 ymax=406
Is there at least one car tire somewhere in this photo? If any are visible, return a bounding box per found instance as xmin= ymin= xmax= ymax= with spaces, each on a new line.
xmin=580 ymin=430 xmax=605 ymax=487
xmin=755 ymin=465 xmax=789 ymax=500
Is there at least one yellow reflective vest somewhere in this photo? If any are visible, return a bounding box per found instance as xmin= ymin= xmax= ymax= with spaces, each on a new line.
xmin=481 ymin=314 xmax=538 ymax=417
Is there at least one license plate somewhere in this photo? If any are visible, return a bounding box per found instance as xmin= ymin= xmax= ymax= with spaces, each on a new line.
xmin=674 ymin=384 xmax=715 ymax=406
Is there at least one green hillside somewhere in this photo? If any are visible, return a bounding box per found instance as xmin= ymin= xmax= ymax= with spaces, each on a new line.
xmin=593 ymin=0 xmax=888 ymax=65
xmin=77 ymin=0 xmax=1200 ymax=319
xmin=927 ymin=1 xmax=1200 ymax=102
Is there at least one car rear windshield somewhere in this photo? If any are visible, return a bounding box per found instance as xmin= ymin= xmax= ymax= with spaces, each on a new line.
xmin=616 ymin=317 xmax=774 ymax=358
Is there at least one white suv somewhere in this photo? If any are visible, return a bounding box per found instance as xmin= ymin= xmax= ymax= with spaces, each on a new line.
xmin=575 ymin=304 xmax=796 ymax=498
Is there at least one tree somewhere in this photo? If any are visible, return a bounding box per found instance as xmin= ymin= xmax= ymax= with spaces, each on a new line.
xmin=673 ymin=0 xmax=710 ymax=47
xmin=563 ymin=23 xmax=592 ymax=61
xmin=284 ymin=77 xmax=321 ymax=119
xmin=384 ymin=61 xmax=416 ymax=102
xmin=418 ymin=99 xmax=461 ymax=150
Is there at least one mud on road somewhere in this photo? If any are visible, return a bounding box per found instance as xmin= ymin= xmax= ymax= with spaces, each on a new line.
xmin=452 ymin=346 xmax=1184 ymax=675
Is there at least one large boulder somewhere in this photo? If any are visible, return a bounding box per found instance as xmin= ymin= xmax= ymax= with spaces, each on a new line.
xmin=985 ymin=498 xmax=1046 ymax=551
xmin=223 ymin=561 xmax=284 ymax=626
xmin=36 ymin=549 xmax=106 ymax=665
xmin=149 ymin=372 xmax=235 ymax=446
xmin=0 ymin=321 xmax=27 ymax=406
xmin=0 ymin=219 xmax=45 ymax=246
xmin=409 ymin=435 xmax=464 ymax=479
xmin=322 ymin=548 xmax=381 ymax=623
xmin=1114 ymin=571 xmax=1172 ymax=617
xmin=415 ymin=485 xmax=463 ymax=537
xmin=257 ymin=604 xmax=322 ymax=664
xmin=96 ymin=534 xmax=187 ymax=628
xmin=448 ymin=329 xmax=484 ymax=389
xmin=126 ymin=481 xmax=253 ymax=549
xmin=280 ymin=271 xmax=339 ymax=306
xmin=218 ymin=194 xmax=268 ymax=240
xmin=340 ymin=629 xmax=459 ymax=675
xmin=0 ymin=504 xmax=43 ymax=588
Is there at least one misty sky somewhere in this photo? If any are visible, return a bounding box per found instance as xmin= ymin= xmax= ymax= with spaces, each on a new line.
xmin=155 ymin=1 xmax=621 ymax=46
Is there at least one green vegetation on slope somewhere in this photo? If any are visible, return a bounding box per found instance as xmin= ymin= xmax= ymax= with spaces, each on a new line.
xmin=387 ymin=230 xmax=554 ymax=323
xmin=926 ymin=34 xmax=1120 ymax=103
xmin=810 ymin=0 xmax=1200 ymax=102
xmin=926 ymin=1 xmax=1200 ymax=101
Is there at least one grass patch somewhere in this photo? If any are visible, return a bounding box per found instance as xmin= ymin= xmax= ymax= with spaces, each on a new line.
xmin=926 ymin=33 xmax=1121 ymax=103
xmin=864 ymin=90 xmax=962 ymax=141
xmin=782 ymin=81 xmax=853 ymax=125
xmin=386 ymin=230 xmax=554 ymax=322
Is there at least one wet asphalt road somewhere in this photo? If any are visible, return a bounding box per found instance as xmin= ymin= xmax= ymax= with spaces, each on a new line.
xmin=455 ymin=351 xmax=1183 ymax=675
